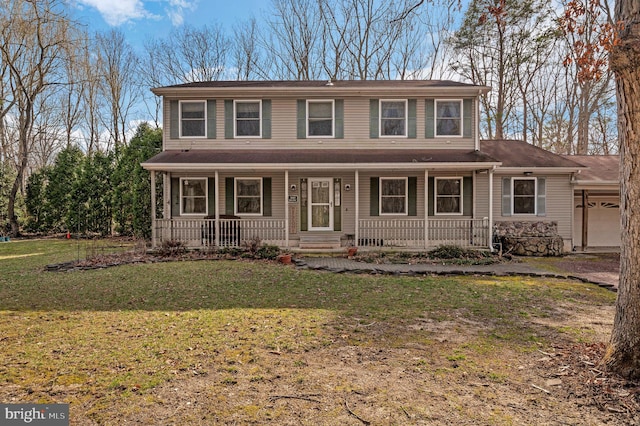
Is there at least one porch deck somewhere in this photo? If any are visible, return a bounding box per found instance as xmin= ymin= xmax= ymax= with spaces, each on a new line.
xmin=153 ymin=218 xmax=490 ymax=250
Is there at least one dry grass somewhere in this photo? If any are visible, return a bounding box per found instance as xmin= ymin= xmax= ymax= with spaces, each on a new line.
xmin=0 ymin=239 xmax=634 ymax=425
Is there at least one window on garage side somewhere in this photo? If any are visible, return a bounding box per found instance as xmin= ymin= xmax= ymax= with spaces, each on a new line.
xmin=513 ymin=178 xmax=536 ymax=214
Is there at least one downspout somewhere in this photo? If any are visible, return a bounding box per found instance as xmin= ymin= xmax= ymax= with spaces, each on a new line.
xmin=488 ymin=166 xmax=495 ymax=251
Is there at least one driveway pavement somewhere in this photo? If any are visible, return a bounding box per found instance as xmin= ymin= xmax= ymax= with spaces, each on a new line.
xmin=294 ymin=256 xmax=618 ymax=292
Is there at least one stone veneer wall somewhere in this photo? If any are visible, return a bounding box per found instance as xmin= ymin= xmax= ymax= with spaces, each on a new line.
xmin=494 ymin=221 xmax=564 ymax=256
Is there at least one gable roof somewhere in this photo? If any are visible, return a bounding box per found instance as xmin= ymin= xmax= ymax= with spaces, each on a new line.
xmin=480 ymin=140 xmax=585 ymax=170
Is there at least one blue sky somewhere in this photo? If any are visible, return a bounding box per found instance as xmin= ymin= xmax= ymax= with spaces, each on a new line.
xmin=69 ymin=0 xmax=266 ymax=52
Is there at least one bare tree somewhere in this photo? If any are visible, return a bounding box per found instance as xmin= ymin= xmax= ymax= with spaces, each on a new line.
xmin=95 ymin=29 xmax=140 ymax=149
xmin=0 ymin=0 xmax=73 ymax=236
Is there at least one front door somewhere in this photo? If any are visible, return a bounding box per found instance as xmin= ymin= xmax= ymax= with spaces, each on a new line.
xmin=309 ymin=178 xmax=333 ymax=231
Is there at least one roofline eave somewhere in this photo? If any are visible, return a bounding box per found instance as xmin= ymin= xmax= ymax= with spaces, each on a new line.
xmin=141 ymin=161 xmax=502 ymax=172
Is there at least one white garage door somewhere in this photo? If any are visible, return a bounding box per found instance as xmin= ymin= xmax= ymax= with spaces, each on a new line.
xmin=574 ymin=196 xmax=621 ymax=248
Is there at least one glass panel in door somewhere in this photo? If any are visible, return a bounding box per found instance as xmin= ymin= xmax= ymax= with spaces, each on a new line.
xmin=309 ymin=178 xmax=333 ymax=230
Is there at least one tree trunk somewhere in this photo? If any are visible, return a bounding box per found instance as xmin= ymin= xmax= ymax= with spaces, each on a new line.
xmin=604 ymin=2 xmax=640 ymax=380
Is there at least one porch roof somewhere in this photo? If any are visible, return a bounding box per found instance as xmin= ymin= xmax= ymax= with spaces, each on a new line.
xmin=562 ymin=154 xmax=620 ymax=190
xmin=142 ymin=149 xmax=501 ymax=171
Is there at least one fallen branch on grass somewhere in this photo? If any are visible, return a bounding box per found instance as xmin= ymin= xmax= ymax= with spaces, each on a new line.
xmin=345 ymin=400 xmax=370 ymax=425
xmin=268 ymin=394 xmax=321 ymax=403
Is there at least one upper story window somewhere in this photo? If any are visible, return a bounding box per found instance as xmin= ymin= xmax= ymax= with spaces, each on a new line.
xmin=307 ymin=100 xmax=334 ymax=137
xmin=513 ymin=178 xmax=536 ymax=214
xmin=235 ymin=100 xmax=261 ymax=137
xmin=380 ymin=177 xmax=407 ymax=215
xmin=380 ymin=100 xmax=407 ymax=137
xmin=435 ymin=178 xmax=462 ymax=215
xmin=435 ymin=100 xmax=462 ymax=137
xmin=235 ymin=178 xmax=262 ymax=215
xmin=180 ymin=178 xmax=207 ymax=215
xmin=180 ymin=101 xmax=206 ymax=138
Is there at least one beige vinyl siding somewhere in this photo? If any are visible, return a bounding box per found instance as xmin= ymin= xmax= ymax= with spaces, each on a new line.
xmin=163 ymin=96 xmax=476 ymax=150
xmin=493 ymin=173 xmax=574 ymax=244
xmin=474 ymin=172 xmax=490 ymax=219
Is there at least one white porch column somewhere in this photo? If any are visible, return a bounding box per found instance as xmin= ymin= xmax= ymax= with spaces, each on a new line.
xmin=215 ymin=170 xmax=220 ymax=248
xmin=285 ymin=170 xmax=289 ymax=248
xmin=488 ymin=167 xmax=495 ymax=251
xmin=424 ymin=169 xmax=429 ymax=249
xmin=354 ymin=169 xmax=359 ymax=246
xmin=151 ymin=171 xmax=156 ymax=248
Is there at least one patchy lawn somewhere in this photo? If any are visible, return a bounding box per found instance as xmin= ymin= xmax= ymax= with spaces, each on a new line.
xmin=0 ymin=239 xmax=636 ymax=425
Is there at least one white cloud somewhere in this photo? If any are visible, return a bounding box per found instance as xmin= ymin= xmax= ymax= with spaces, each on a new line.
xmin=165 ymin=0 xmax=198 ymax=26
xmin=76 ymin=0 xmax=150 ymax=25
xmin=75 ymin=0 xmax=197 ymax=27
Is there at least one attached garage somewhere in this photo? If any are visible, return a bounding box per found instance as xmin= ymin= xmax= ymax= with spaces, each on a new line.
xmin=564 ymin=155 xmax=620 ymax=251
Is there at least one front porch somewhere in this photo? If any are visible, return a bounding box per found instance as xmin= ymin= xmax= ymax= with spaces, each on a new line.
xmin=152 ymin=217 xmax=491 ymax=250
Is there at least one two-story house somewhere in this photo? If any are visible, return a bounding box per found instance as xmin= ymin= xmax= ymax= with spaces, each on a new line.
xmin=142 ymin=80 xmax=585 ymax=252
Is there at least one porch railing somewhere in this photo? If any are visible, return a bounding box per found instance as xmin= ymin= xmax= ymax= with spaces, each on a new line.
xmin=358 ymin=218 xmax=489 ymax=248
xmin=155 ymin=218 xmax=286 ymax=248
xmin=154 ymin=217 xmax=490 ymax=250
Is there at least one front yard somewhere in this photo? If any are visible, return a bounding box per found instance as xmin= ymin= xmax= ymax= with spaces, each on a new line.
xmin=0 ymin=239 xmax=636 ymax=425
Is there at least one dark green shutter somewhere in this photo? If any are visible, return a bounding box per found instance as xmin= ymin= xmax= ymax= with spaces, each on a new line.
xmin=170 ymin=100 xmax=179 ymax=139
xmin=425 ymin=99 xmax=435 ymax=138
xmin=224 ymin=100 xmax=234 ymax=139
xmin=225 ymin=177 xmax=234 ymax=215
xmin=263 ymin=177 xmax=272 ymax=216
xmin=537 ymin=177 xmax=546 ymax=216
xmin=463 ymin=176 xmax=472 ymax=216
xmin=334 ymin=178 xmax=341 ymax=231
xmin=408 ymin=99 xmax=417 ymax=139
xmin=502 ymin=178 xmax=512 ymax=216
xmin=171 ymin=177 xmax=180 ymax=217
xmin=370 ymin=99 xmax=379 ymax=139
xmin=300 ymin=179 xmax=308 ymax=231
xmin=297 ymin=100 xmax=306 ymax=139
xmin=335 ymin=99 xmax=344 ymax=139
xmin=262 ymin=100 xmax=271 ymax=139
xmin=408 ymin=177 xmax=417 ymax=216
xmin=428 ymin=177 xmax=434 ymax=216
xmin=370 ymin=177 xmax=379 ymax=216
xmin=207 ymin=177 xmax=216 ymax=216
xmin=207 ymin=100 xmax=216 ymax=139
xmin=463 ymin=99 xmax=473 ymax=138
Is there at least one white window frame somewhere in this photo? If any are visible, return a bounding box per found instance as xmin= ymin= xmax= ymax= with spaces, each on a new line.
xmin=435 ymin=99 xmax=463 ymax=138
xmin=306 ymin=99 xmax=335 ymax=138
xmin=379 ymin=99 xmax=407 ymax=138
xmin=235 ymin=177 xmax=263 ymax=216
xmin=234 ymin=100 xmax=262 ymax=138
xmin=179 ymin=177 xmax=208 ymax=216
xmin=512 ymin=177 xmax=537 ymax=215
xmin=434 ymin=177 xmax=463 ymax=215
xmin=380 ymin=177 xmax=408 ymax=216
xmin=179 ymin=100 xmax=207 ymax=139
